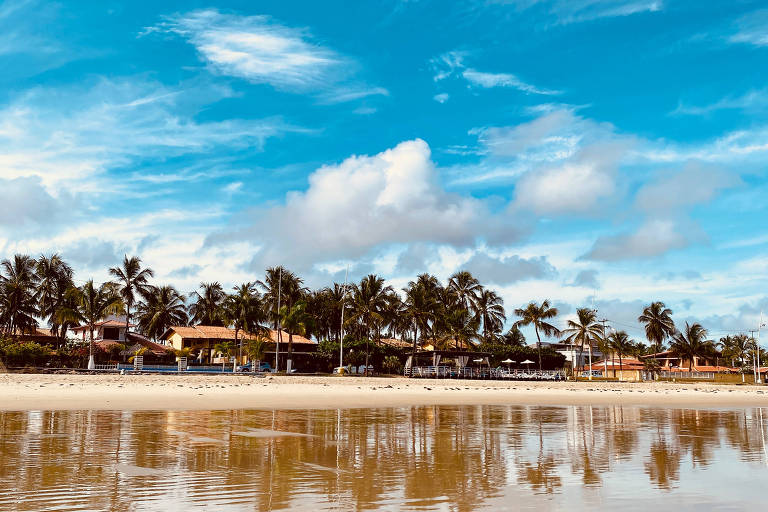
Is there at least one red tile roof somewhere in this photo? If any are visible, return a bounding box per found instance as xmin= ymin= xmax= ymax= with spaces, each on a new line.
xmin=162 ymin=326 xmax=316 ymax=345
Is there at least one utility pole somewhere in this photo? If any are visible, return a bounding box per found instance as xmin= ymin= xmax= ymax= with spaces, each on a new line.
xmin=275 ymin=268 xmax=282 ymax=373
xmin=758 ymin=312 xmax=765 ymax=384
xmin=600 ymin=318 xmax=609 ymax=379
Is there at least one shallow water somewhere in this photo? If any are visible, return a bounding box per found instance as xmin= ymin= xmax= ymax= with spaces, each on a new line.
xmin=1 ymin=405 xmax=767 ymax=511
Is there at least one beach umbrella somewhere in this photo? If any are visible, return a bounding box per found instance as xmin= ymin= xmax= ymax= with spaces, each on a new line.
xmin=501 ymin=358 xmax=515 ymax=364
xmin=473 ymin=358 xmax=484 ymax=363
xmin=521 ymin=359 xmax=534 ymax=366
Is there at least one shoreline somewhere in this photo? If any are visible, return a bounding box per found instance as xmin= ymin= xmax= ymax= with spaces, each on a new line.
xmin=1 ymin=373 xmax=768 ymax=411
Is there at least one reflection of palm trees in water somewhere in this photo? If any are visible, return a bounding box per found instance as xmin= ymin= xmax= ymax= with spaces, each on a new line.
xmin=2 ymin=406 xmax=768 ymax=508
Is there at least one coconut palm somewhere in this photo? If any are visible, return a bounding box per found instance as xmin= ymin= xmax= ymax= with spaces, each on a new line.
xmin=245 ymin=335 xmax=269 ymax=372
xmin=280 ymin=302 xmax=308 ymax=372
xmin=224 ymin=282 xmax=265 ymax=366
xmin=135 ymin=285 xmax=188 ymax=340
xmin=213 ymin=340 xmax=236 ymax=371
xmin=501 ymin=325 xmax=526 ymax=347
xmin=109 ymin=256 xmax=154 ymax=338
xmin=35 ymin=254 xmax=74 ymax=345
xmin=189 ymin=282 xmax=226 ymax=326
xmin=0 ymin=254 xmax=39 ymax=335
xmin=606 ymin=330 xmax=634 ymax=373
xmin=638 ymin=302 xmax=676 ymax=354
xmin=447 ymin=271 xmax=482 ymax=313
xmin=403 ymin=279 xmax=439 ymax=361
xmin=475 ymin=289 xmax=506 ymax=343
xmin=514 ymin=300 xmax=561 ymax=371
xmin=257 ymin=266 xmax=306 ymax=360
xmin=441 ymin=308 xmax=481 ymax=349
xmin=59 ymin=280 xmax=124 ymax=369
xmin=346 ymin=275 xmax=394 ymax=372
xmin=669 ymin=322 xmax=714 ymax=372
xmin=562 ymin=308 xmax=602 ymax=373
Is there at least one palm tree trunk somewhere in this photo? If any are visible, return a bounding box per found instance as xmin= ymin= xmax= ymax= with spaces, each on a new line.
xmin=535 ymin=327 xmax=542 ymax=371
xmin=287 ymin=332 xmax=293 ymax=373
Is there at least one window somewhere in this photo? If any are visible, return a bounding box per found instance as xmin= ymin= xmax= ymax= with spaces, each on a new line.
xmin=103 ymin=327 xmax=120 ymax=340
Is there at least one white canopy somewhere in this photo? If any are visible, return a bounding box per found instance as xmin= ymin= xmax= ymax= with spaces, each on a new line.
xmin=502 ymin=359 xmax=515 ymax=364
xmin=521 ymin=359 xmax=534 ymax=365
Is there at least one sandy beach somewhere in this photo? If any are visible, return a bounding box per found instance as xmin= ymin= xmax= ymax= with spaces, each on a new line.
xmin=1 ymin=373 xmax=768 ymax=410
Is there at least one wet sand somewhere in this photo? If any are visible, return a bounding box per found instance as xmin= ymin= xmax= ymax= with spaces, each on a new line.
xmin=1 ymin=373 xmax=767 ymax=411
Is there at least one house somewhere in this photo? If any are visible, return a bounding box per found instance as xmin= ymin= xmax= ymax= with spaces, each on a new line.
xmin=160 ymin=326 xmax=317 ymax=365
xmin=10 ymin=327 xmax=58 ymax=346
xmin=639 ymin=350 xmax=732 ymax=372
xmin=540 ymin=341 xmax=604 ymax=369
xmin=70 ymin=315 xmax=170 ymax=362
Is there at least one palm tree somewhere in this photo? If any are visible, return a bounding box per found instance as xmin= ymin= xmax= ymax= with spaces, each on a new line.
xmin=403 ymin=277 xmax=439 ymax=363
xmin=189 ymin=282 xmax=226 ymax=326
xmin=721 ymin=333 xmax=755 ymax=382
xmin=257 ymin=266 xmax=306 ymax=367
xmin=669 ymin=322 xmax=714 ymax=372
xmin=109 ymin=256 xmax=154 ymax=338
xmin=514 ymin=300 xmax=560 ymax=371
xmin=475 ymin=289 xmax=506 ymax=343
xmin=245 ymin=335 xmax=269 ymax=372
xmin=35 ymin=254 xmax=74 ymax=345
xmin=225 ymin=282 xmax=265 ymax=367
xmin=606 ymin=330 xmax=634 ymax=374
xmin=442 ymin=308 xmax=480 ymax=349
xmin=0 ymin=254 xmax=39 ymax=336
xmin=638 ymin=302 xmax=676 ymax=354
xmin=347 ymin=275 xmax=394 ymax=373
xmin=280 ymin=302 xmax=308 ymax=373
xmin=59 ymin=280 xmax=124 ymax=369
xmin=501 ymin=325 xmax=526 ymax=347
xmin=135 ymin=285 xmax=188 ymax=340
xmin=562 ymin=308 xmax=602 ymax=374
xmin=447 ymin=270 xmax=481 ymax=313
xmin=213 ymin=340 xmax=236 ymax=371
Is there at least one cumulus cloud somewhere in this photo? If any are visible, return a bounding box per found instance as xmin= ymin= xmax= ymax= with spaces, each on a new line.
xmin=462 ymin=252 xmax=556 ymax=285
xmin=0 ymin=176 xmax=77 ymax=231
xmin=148 ymin=9 xmax=385 ymax=102
xmin=208 ymin=139 xmax=524 ymax=270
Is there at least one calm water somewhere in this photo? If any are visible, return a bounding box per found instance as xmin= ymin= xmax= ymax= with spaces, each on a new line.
xmin=1 ymin=406 xmax=767 ymax=511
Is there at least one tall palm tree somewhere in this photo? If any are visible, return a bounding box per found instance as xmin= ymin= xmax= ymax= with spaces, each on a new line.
xmin=514 ymin=300 xmax=561 ymax=371
xmin=404 ymin=279 xmax=438 ymax=362
xmin=135 ymin=285 xmax=188 ymax=340
xmin=638 ymin=302 xmax=676 ymax=354
xmin=109 ymin=256 xmax=154 ymax=338
xmin=257 ymin=266 xmax=306 ymax=364
xmin=0 ymin=254 xmax=39 ymax=335
xmin=562 ymin=308 xmax=602 ymax=373
xmin=669 ymin=322 xmax=714 ymax=372
xmin=280 ymin=302 xmax=308 ymax=372
xmin=606 ymin=330 xmax=634 ymax=374
xmin=347 ymin=274 xmax=394 ymax=373
xmin=35 ymin=254 xmax=74 ymax=345
xmin=225 ymin=282 xmax=265 ymax=366
xmin=475 ymin=289 xmax=506 ymax=343
xmin=189 ymin=282 xmax=226 ymax=326
xmin=442 ymin=308 xmax=480 ymax=349
xmin=59 ymin=280 xmax=124 ymax=369
xmin=447 ymin=270 xmax=482 ymax=313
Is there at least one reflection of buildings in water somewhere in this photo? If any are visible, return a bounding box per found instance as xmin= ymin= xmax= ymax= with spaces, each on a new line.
xmin=0 ymin=405 xmax=767 ymax=510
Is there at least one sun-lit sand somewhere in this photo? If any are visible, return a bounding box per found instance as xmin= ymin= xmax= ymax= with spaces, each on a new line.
xmin=1 ymin=373 xmax=768 ymax=411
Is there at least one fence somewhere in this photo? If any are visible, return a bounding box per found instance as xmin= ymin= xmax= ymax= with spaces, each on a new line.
xmin=642 ymin=370 xmax=716 ymax=381
xmin=405 ymin=366 xmax=565 ymax=381
xmin=93 ymin=364 xmax=118 ymax=371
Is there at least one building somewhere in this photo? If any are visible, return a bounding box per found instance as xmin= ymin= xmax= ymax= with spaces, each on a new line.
xmin=640 ymin=350 xmax=734 ymax=372
xmin=160 ymin=325 xmax=317 ymax=366
xmin=540 ymin=341 xmax=604 ymax=369
xmin=70 ymin=315 xmax=170 ymax=362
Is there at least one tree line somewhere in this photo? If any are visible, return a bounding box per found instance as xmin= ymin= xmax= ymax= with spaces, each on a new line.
xmin=0 ymin=252 xmax=762 ymax=372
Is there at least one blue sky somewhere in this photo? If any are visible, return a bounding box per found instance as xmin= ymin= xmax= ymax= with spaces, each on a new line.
xmin=2 ymin=0 xmax=768 ymax=340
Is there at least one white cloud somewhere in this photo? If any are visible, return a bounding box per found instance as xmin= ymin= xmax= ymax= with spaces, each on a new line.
xmin=461 ymin=69 xmax=561 ymax=95
xmin=490 ymin=0 xmax=662 ymax=25
xmin=461 ymin=252 xmax=556 ymax=285
xmin=634 ymin=163 xmax=740 ymax=214
xmin=583 ymin=219 xmax=695 ymax=261
xmin=148 ymin=9 xmax=386 ymax=102
xmin=208 ymin=139 xmax=524 ymax=270
xmin=729 ymin=9 xmax=768 ymax=47
xmin=672 ymin=89 xmax=768 ymax=116
xmin=0 ymin=77 xmax=293 ymax=189
xmin=431 ymin=51 xmax=559 ymax=96
xmin=433 ymin=93 xmax=450 ymax=103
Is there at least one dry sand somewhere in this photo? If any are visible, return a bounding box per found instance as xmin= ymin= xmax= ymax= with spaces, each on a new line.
xmin=1 ymin=373 xmax=767 ymax=411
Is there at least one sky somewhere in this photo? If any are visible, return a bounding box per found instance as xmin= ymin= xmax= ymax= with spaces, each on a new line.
xmin=2 ymin=0 xmax=768 ymax=342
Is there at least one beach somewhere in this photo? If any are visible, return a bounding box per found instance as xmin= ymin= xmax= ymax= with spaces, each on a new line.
xmin=1 ymin=373 xmax=768 ymax=410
